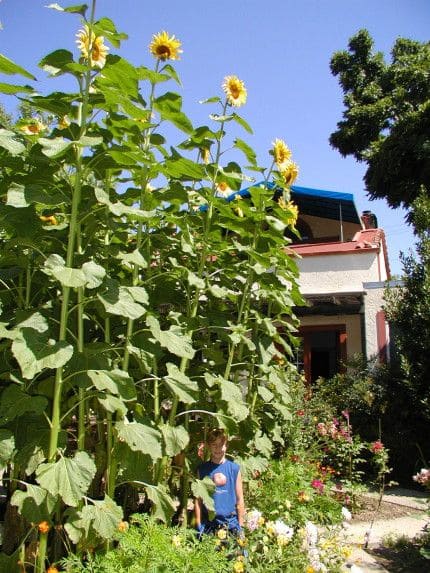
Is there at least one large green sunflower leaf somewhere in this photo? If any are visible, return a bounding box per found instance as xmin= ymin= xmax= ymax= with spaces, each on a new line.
xmin=36 ymin=452 xmax=96 ymax=507
xmin=154 ymin=92 xmax=193 ymax=134
xmin=164 ymin=362 xmax=198 ymax=404
xmin=160 ymin=423 xmax=189 ymax=457
xmin=97 ymin=394 xmax=128 ymax=416
xmin=144 ymin=483 xmax=176 ymax=523
xmin=0 ymin=54 xmax=35 ymax=79
xmin=164 ymin=156 xmax=205 ymax=180
xmin=12 ymin=329 xmax=73 ymax=379
xmin=6 ymin=182 xmax=66 ymax=207
xmin=234 ymin=138 xmax=257 ymax=166
xmin=87 ymin=369 xmax=136 ymax=401
xmin=38 ymin=136 xmax=72 ymax=158
xmin=97 ymin=278 xmax=147 ymax=320
xmin=0 ymin=386 xmax=46 ymax=425
xmin=0 ymin=429 xmax=15 ymax=470
xmin=0 ymin=129 xmax=26 ymax=155
xmin=11 ymin=483 xmax=57 ymax=524
xmin=219 ymin=378 xmax=249 ymax=422
xmin=80 ymin=495 xmax=123 ymax=540
xmin=146 ymin=315 xmax=195 ymax=359
xmin=191 ymin=477 xmax=215 ymax=514
xmin=0 ymin=83 xmax=34 ymax=94
xmin=115 ymin=421 xmax=162 ymax=461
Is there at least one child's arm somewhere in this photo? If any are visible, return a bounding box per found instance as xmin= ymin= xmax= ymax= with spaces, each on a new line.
xmin=235 ymin=470 xmax=245 ymax=527
xmin=194 ymin=496 xmax=203 ymax=528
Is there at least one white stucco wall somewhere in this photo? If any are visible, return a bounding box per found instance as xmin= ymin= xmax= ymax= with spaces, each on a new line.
xmin=363 ymin=282 xmax=389 ymax=359
xmin=295 ymin=251 xmax=381 ymax=294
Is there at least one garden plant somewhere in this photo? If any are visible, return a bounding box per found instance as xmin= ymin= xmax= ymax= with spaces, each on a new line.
xmin=0 ymin=1 xmax=309 ymax=570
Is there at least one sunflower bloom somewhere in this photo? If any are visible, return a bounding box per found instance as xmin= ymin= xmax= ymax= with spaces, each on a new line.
xmin=222 ymin=75 xmax=247 ymax=107
xmin=272 ymin=138 xmax=292 ymax=169
xmin=19 ymin=119 xmax=45 ymax=135
xmin=281 ymin=160 xmax=299 ymax=186
xmin=76 ymin=25 xmax=109 ymax=68
xmin=149 ymin=31 xmax=182 ymax=61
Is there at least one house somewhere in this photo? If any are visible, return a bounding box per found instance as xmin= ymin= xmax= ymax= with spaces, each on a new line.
xmin=288 ymin=185 xmax=391 ymax=384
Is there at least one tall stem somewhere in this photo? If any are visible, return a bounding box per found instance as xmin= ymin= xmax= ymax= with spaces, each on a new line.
xmin=48 ymin=2 xmax=96 ymax=462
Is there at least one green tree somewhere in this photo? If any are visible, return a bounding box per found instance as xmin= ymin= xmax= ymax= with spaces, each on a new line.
xmin=0 ymin=102 xmax=12 ymax=128
xmin=330 ymin=30 xmax=430 ymax=209
xmin=384 ymin=191 xmax=430 ymax=419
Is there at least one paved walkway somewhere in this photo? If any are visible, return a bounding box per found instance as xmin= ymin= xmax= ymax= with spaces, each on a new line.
xmin=341 ymin=488 xmax=428 ymax=572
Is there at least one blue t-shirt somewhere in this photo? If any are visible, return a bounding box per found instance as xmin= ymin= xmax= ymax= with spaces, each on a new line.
xmin=198 ymin=459 xmax=240 ymax=518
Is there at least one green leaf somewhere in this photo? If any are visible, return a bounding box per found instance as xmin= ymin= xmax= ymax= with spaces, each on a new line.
xmin=117 ymin=249 xmax=148 ymax=269
xmin=154 ymin=92 xmax=193 ymax=133
xmin=46 ymin=3 xmax=88 ymax=15
xmin=80 ymin=495 xmax=123 ymax=540
xmin=234 ymin=138 xmax=257 ymax=166
xmin=0 ymin=129 xmax=25 ymax=155
xmin=144 ymin=483 xmax=176 ymax=523
xmin=160 ymin=64 xmax=181 ymax=86
xmin=146 ymin=315 xmax=195 ymax=359
xmin=161 ymin=424 xmax=189 ymax=457
xmin=11 ymin=483 xmax=57 ymax=524
xmin=191 ymin=477 xmax=215 ymax=514
xmin=187 ymin=270 xmax=205 ymax=289
xmin=38 ymin=136 xmax=72 ymax=158
xmin=232 ymin=112 xmax=253 ymax=134
xmin=36 ymin=451 xmax=96 ymax=507
xmin=38 ymin=49 xmax=79 ymax=76
xmin=98 ymin=278 xmax=147 ymax=320
xmin=0 ymin=429 xmax=15 ymax=470
xmin=0 ymin=82 xmax=34 ymax=94
xmin=219 ymin=378 xmax=249 ymax=421
xmin=0 ymin=53 xmax=35 ymax=79
xmin=164 ymin=156 xmax=205 ymax=180
xmin=93 ymin=18 xmax=128 ymax=48
xmin=257 ymin=385 xmax=274 ymax=403
xmin=12 ymin=328 xmax=73 ymax=379
xmin=115 ymin=421 xmax=162 ymax=461
xmin=81 ymin=260 xmax=106 ymax=289
xmin=97 ymin=394 xmax=128 ymax=416
xmin=87 ymin=369 xmax=136 ymax=401
xmin=77 ymin=135 xmax=103 ymax=147
xmin=137 ymin=67 xmax=170 ymax=84
xmin=199 ymin=96 xmax=221 ymax=104
xmin=253 ymin=431 xmax=273 ymax=457
xmin=6 ymin=182 xmax=66 ymax=207
xmin=164 ymin=362 xmax=198 ymax=404
xmin=0 ymin=386 xmax=48 ymax=424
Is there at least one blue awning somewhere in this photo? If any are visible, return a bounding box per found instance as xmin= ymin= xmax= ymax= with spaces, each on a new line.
xmin=218 ymin=182 xmax=361 ymax=224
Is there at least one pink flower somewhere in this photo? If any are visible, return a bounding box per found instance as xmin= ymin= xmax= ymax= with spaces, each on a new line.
xmin=296 ymin=409 xmax=305 ymax=416
xmin=311 ymin=479 xmax=324 ymax=494
xmin=197 ymin=442 xmax=205 ymax=459
xmin=412 ymin=468 xmax=430 ymax=486
xmin=371 ymin=440 xmax=384 ymax=453
xmin=316 ymin=422 xmax=327 ymax=436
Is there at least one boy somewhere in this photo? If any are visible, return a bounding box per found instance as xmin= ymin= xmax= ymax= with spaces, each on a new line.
xmin=194 ymin=428 xmax=245 ymax=535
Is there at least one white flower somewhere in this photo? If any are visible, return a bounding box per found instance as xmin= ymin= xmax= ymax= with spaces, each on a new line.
xmin=341 ymin=506 xmax=352 ymax=521
xmin=305 ymin=521 xmax=318 ymax=546
xmin=245 ymin=509 xmax=263 ymax=532
xmin=273 ymin=519 xmax=294 ymax=539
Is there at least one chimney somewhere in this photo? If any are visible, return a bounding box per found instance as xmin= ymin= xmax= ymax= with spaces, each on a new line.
xmin=361 ymin=210 xmax=378 ymax=229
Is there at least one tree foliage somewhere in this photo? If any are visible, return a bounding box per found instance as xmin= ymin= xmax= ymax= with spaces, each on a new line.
xmin=330 ymin=29 xmax=430 ymax=208
xmin=384 ymin=191 xmax=430 ymax=418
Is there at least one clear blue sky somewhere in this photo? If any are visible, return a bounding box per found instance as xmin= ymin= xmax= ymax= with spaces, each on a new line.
xmin=1 ymin=0 xmax=429 ymax=275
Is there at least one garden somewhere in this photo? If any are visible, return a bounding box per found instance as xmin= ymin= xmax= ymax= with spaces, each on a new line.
xmin=0 ymin=2 xmax=429 ymax=572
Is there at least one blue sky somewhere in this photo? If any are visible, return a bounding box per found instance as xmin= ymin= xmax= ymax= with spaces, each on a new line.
xmin=1 ymin=0 xmax=429 ymax=275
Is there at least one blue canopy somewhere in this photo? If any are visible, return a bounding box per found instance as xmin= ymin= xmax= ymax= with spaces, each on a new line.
xmin=215 ymin=182 xmax=361 ymax=224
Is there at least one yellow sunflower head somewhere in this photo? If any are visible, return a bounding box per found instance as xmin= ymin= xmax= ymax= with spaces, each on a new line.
xmin=19 ymin=119 xmax=45 ymax=135
xmin=76 ymin=25 xmax=109 ymax=68
xmin=272 ymin=138 xmax=292 ymax=168
xmin=222 ymin=75 xmax=247 ymax=107
xmin=281 ymin=161 xmax=299 ymax=186
xmin=149 ymin=31 xmax=182 ymax=61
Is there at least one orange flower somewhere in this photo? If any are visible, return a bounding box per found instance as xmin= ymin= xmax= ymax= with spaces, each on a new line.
xmin=47 ymin=567 xmax=59 ymax=573
xmin=117 ymin=520 xmax=129 ymax=532
xmin=38 ymin=520 xmax=50 ymax=534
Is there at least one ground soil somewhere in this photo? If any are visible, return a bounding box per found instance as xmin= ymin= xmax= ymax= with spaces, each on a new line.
xmin=352 ymin=497 xmax=421 ymax=523
xmin=353 ymin=497 xmax=429 ymax=572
